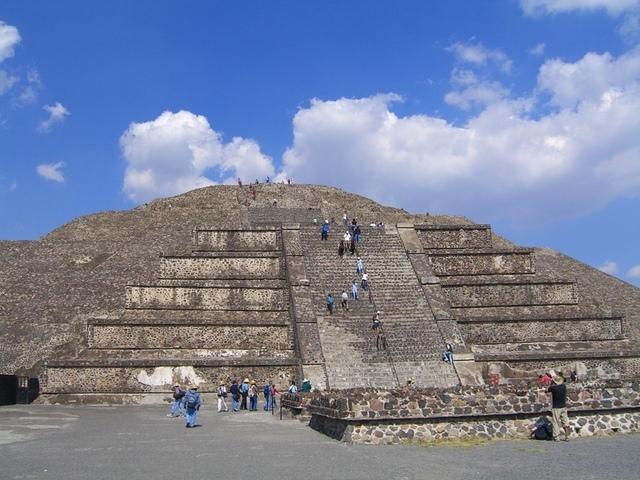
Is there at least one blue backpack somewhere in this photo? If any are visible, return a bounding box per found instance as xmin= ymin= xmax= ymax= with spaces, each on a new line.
xmin=184 ymin=392 xmax=198 ymax=410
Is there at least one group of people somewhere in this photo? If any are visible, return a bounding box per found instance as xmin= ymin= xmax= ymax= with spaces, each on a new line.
xmin=168 ymin=379 xmax=312 ymax=428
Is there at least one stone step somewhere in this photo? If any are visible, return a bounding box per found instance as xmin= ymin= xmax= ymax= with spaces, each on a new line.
xmin=415 ymin=223 xmax=492 ymax=249
xmin=193 ymin=227 xmax=280 ymax=251
xmin=248 ymin=207 xmax=322 ymax=225
xmin=77 ymin=348 xmax=295 ymax=360
xmin=155 ymin=278 xmax=288 ymax=288
xmin=426 ymin=248 xmax=535 ymax=276
xmin=159 ymin=255 xmax=283 ymax=279
xmin=125 ymin=285 xmax=289 ymax=310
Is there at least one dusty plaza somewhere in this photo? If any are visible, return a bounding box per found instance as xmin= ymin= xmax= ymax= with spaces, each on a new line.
xmin=1 ymin=405 xmax=639 ymax=480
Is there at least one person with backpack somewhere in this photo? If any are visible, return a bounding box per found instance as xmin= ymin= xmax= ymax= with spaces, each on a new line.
xmin=340 ymin=290 xmax=349 ymax=312
xmin=229 ymin=379 xmax=241 ymax=412
xmin=356 ymin=257 xmax=364 ymax=275
xmin=326 ymin=293 xmax=334 ymax=315
xmin=351 ymin=280 xmax=358 ymax=300
xmin=217 ymin=381 xmax=228 ymax=413
xmin=548 ymin=372 xmax=571 ymax=441
xmin=300 ymin=378 xmax=312 ymax=393
xmin=262 ymin=382 xmax=271 ymax=411
xmin=183 ymin=385 xmax=202 ymax=428
xmin=361 ymin=272 xmax=369 ymax=291
xmin=249 ymin=380 xmax=259 ymax=411
xmin=288 ymin=381 xmax=298 ymax=397
xmin=167 ymin=383 xmax=186 ymax=417
xmin=240 ymin=378 xmax=250 ymax=410
xmin=442 ymin=343 xmax=454 ymax=364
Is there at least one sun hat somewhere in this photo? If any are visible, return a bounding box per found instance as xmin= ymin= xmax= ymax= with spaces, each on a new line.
xmin=552 ymin=373 xmax=564 ymax=385
xmin=190 ymin=384 xmax=199 ymax=389
xmin=303 ymin=378 xmax=309 ymax=382
xmin=243 ymin=378 xmax=249 ymax=383
xmin=219 ymin=381 xmax=225 ymax=386
xmin=251 ymin=380 xmax=256 ymax=385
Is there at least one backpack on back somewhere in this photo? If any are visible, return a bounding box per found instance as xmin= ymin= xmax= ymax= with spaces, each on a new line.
xmin=184 ymin=392 xmax=198 ymax=410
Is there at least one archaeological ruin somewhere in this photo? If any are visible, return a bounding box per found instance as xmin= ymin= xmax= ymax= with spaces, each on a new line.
xmin=1 ymin=184 xmax=639 ymax=441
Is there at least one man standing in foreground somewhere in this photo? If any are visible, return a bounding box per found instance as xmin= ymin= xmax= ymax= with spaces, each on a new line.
xmin=548 ymin=372 xmax=571 ymax=441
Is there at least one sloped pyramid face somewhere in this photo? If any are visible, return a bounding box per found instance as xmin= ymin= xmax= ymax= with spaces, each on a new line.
xmin=1 ymin=184 xmax=639 ymax=403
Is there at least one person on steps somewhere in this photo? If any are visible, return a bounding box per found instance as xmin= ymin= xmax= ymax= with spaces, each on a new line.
xmin=442 ymin=343 xmax=454 ymax=364
xmin=356 ymin=257 xmax=364 ymax=275
xmin=361 ymin=272 xmax=369 ymax=291
xmin=341 ymin=290 xmax=349 ymax=312
xmin=321 ymin=221 xmax=330 ymax=240
xmin=351 ymin=280 xmax=358 ymax=300
xmin=354 ymin=224 xmax=361 ymax=243
xmin=548 ymin=372 xmax=571 ymax=441
xmin=326 ymin=293 xmax=334 ymax=315
xmin=338 ymin=240 xmax=345 ymax=257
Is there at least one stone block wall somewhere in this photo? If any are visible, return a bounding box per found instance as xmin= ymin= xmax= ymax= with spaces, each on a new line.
xmin=459 ymin=317 xmax=624 ymax=344
xmin=428 ymin=250 xmax=534 ymax=276
xmin=304 ymin=382 xmax=640 ymax=443
xmin=125 ymin=286 xmax=288 ymax=310
xmin=89 ymin=324 xmax=292 ymax=350
xmin=43 ymin=364 xmax=297 ymax=394
xmin=159 ymin=256 xmax=283 ymax=279
xmin=443 ymin=281 xmax=577 ymax=308
xmin=194 ymin=229 xmax=279 ymax=251
xmin=416 ymin=225 xmax=491 ymax=249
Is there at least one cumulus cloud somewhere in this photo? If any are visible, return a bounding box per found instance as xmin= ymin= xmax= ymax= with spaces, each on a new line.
xmin=120 ymin=110 xmax=275 ymax=202
xmin=598 ymin=260 xmax=619 ymax=274
xmin=281 ymin=48 xmax=640 ymax=223
xmin=529 ymin=43 xmax=547 ymax=56
xmin=445 ymin=80 xmax=510 ymax=110
xmin=0 ymin=22 xmax=21 ymax=63
xmin=521 ymin=0 xmax=640 ymax=16
xmin=37 ymin=162 xmax=65 ymax=183
xmin=447 ymin=41 xmax=512 ymax=73
xmin=628 ymin=265 xmax=640 ymax=277
xmin=38 ymin=102 xmax=70 ymax=132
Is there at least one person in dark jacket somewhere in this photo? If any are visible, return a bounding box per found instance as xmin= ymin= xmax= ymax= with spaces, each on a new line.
xmin=168 ymin=383 xmax=186 ymax=417
xmin=548 ymin=372 xmax=571 ymax=441
xmin=229 ymin=379 xmax=241 ymax=412
xmin=183 ymin=385 xmax=202 ymax=428
xmin=301 ymin=378 xmax=312 ymax=392
xmin=321 ymin=221 xmax=330 ymax=240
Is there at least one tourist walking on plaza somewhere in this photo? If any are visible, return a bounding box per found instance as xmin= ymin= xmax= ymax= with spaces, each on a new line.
xmin=351 ymin=280 xmax=358 ymax=300
xmin=249 ymin=380 xmax=259 ymax=411
xmin=230 ymin=379 xmax=241 ymax=412
xmin=183 ymin=385 xmax=202 ymax=428
xmin=216 ymin=381 xmax=228 ymax=412
xmin=361 ymin=272 xmax=369 ymax=291
xmin=341 ymin=290 xmax=349 ymax=312
xmin=265 ymin=381 xmax=279 ymax=411
xmin=327 ymin=293 xmax=334 ymax=315
xmin=263 ymin=382 xmax=271 ymax=411
xmin=321 ymin=221 xmax=330 ymax=240
xmin=167 ymin=383 xmax=186 ymax=417
xmin=548 ymin=372 xmax=571 ymax=441
xmin=356 ymin=257 xmax=364 ymax=275
xmin=240 ymin=378 xmax=250 ymax=410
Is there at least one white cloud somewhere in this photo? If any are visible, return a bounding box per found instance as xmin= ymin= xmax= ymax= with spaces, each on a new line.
xmin=0 ymin=22 xmax=21 ymax=63
xmin=281 ymin=48 xmax=640 ymax=223
xmin=445 ymin=81 xmax=510 ymax=110
xmin=447 ymin=41 xmax=512 ymax=73
xmin=521 ymin=0 xmax=640 ymax=16
xmin=39 ymin=102 xmax=70 ymax=132
xmin=538 ymin=48 xmax=640 ymax=108
xmin=628 ymin=265 xmax=640 ymax=277
xmin=598 ymin=260 xmax=619 ymax=274
xmin=37 ymin=162 xmax=65 ymax=183
xmin=0 ymin=69 xmax=17 ymax=94
xmin=529 ymin=43 xmax=547 ymax=56
xmin=120 ymin=110 xmax=275 ymax=202
xmin=13 ymin=69 xmax=41 ymax=107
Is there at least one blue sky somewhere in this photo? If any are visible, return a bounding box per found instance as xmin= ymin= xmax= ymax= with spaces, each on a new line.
xmin=1 ymin=0 xmax=639 ymax=286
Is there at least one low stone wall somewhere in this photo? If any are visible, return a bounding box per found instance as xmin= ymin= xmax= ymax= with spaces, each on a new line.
xmin=305 ymin=383 xmax=640 ymax=444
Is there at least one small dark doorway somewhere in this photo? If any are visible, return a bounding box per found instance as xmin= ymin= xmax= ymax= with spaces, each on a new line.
xmin=16 ymin=377 xmax=40 ymax=404
xmin=0 ymin=375 xmax=17 ymax=405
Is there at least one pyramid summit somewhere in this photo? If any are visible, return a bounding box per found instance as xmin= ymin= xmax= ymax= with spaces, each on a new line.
xmin=1 ymin=183 xmax=639 ymax=403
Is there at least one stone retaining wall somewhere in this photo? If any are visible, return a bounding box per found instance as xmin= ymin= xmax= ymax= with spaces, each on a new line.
xmin=194 ymin=229 xmax=279 ymax=251
xmin=159 ymin=256 xmax=282 ymax=279
xmin=443 ymin=282 xmax=576 ymax=307
xmin=428 ymin=251 xmax=534 ymax=276
xmin=416 ymin=225 xmax=491 ymax=249
xmin=90 ymin=325 xmax=292 ymax=350
xmin=304 ymin=383 xmax=640 ymax=444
